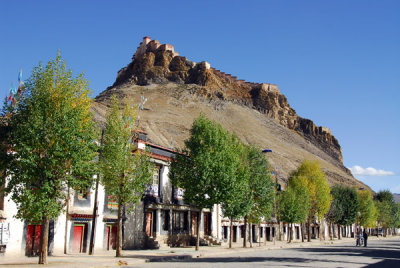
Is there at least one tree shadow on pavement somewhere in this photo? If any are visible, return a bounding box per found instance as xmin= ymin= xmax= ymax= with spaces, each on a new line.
xmin=293 ymin=243 xmax=400 ymax=267
xmin=147 ymin=255 xmax=362 ymax=266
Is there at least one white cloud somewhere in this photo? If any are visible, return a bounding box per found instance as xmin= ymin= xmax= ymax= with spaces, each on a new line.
xmin=349 ymin=165 xmax=395 ymax=176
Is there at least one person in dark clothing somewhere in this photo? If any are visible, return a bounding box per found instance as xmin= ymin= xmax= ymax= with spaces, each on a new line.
xmin=363 ymin=229 xmax=368 ymax=247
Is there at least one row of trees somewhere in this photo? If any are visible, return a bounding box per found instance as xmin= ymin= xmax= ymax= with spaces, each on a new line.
xmin=172 ymin=115 xmax=400 ymax=247
xmin=0 ymin=54 xmax=153 ymax=263
xmin=280 ymin=165 xmax=400 ymax=243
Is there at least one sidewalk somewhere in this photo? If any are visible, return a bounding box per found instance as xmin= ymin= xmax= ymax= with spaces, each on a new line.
xmin=1 ymin=236 xmax=397 ymax=267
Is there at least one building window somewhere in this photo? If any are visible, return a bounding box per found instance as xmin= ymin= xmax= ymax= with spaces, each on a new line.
xmin=223 ymin=226 xmax=228 ymax=239
xmin=163 ymin=210 xmax=170 ymax=231
xmin=107 ymin=195 xmax=118 ymax=209
xmin=260 ymin=227 xmax=263 ymax=238
xmin=145 ymin=166 xmax=160 ymax=197
xmin=172 ymin=211 xmax=186 ymax=231
xmin=152 ymin=166 xmax=160 ymax=185
xmin=77 ymin=187 xmax=89 ymax=200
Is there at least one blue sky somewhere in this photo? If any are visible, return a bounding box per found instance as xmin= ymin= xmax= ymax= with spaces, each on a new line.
xmin=1 ymin=0 xmax=399 ymax=193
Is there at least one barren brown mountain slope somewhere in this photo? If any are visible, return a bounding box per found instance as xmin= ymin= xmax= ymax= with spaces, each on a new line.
xmin=93 ymin=83 xmax=367 ymax=189
xmin=92 ymin=37 xmax=369 ymax=189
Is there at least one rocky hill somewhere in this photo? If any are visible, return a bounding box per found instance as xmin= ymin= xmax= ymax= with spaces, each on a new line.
xmin=92 ymin=37 xmax=369 ymax=189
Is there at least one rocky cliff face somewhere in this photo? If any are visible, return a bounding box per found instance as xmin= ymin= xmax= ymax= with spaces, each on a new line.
xmin=109 ymin=37 xmax=343 ymax=165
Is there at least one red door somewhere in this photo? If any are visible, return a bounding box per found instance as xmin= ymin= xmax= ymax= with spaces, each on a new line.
xmin=145 ymin=212 xmax=153 ymax=237
xmin=106 ymin=226 xmax=110 ymax=250
xmin=26 ymin=224 xmax=41 ymax=256
xmin=106 ymin=225 xmax=117 ymax=250
xmin=111 ymin=226 xmax=117 ymax=250
xmin=72 ymin=225 xmax=84 ymax=253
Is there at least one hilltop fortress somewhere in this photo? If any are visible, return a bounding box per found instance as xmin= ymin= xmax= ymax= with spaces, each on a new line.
xmin=116 ymin=37 xmax=280 ymax=94
xmin=108 ymin=37 xmax=340 ymax=164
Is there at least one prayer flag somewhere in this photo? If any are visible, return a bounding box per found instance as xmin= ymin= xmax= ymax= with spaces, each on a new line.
xmin=18 ymin=69 xmax=22 ymax=83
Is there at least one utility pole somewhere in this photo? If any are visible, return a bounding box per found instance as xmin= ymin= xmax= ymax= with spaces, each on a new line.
xmin=89 ymin=130 xmax=104 ymax=255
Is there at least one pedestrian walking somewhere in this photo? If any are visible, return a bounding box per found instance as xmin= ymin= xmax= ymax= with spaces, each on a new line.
xmin=363 ymin=229 xmax=368 ymax=247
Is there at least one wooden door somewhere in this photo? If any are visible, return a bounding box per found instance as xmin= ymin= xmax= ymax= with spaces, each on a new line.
xmin=191 ymin=212 xmax=198 ymax=235
xmin=72 ymin=225 xmax=84 ymax=253
xmin=26 ymin=224 xmax=41 ymax=256
xmin=233 ymin=226 xmax=237 ymax=242
xmin=26 ymin=225 xmax=34 ymax=256
xmin=145 ymin=212 xmax=153 ymax=237
xmin=110 ymin=226 xmax=117 ymax=249
xmin=106 ymin=225 xmax=117 ymax=250
xmin=106 ymin=226 xmax=110 ymax=250
xmin=204 ymin=212 xmax=211 ymax=235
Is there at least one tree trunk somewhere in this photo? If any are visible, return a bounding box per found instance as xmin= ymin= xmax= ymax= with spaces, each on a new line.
xmin=229 ymin=217 xmax=233 ymax=248
xmin=329 ymin=223 xmax=333 ymax=240
xmin=258 ymin=223 xmax=261 ymax=247
xmin=64 ymin=188 xmax=70 ymax=254
xmin=320 ymin=219 xmax=324 ymax=240
xmin=89 ymin=174 xmax=100 ymax=255
xmin=243 ymin=216 xmax=247 ymax=248
xmin=337 ymin=224 xmax=341 ymax=240
xmin=288 ymin=223 xmax=292 ymax=243
xmin=307 ymin=218 xmax=311 ymax=242
xmin=249 ymin=223 xmax=253 ymax=248
xmin=116 ymin=202 xmax=123 ymax=257
xmin=38 ymin=216 xmax=49 ymax=264
xmin=195 ymin=210 xmax=201 ymax=251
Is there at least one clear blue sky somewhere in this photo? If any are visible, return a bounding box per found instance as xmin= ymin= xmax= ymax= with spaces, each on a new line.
xmin=1 ymin=0 xmax=399 ymax=193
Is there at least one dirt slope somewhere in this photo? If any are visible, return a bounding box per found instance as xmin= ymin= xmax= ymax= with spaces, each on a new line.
xmin=92 ymin=83 xmax=369 ymax=189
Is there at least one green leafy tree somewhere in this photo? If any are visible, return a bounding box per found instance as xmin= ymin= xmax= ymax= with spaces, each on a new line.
xmin=329 ymin=185 xmax=359 ymax=239
xmin=357 ymin=190 xmax=376 ymax=228
xmin=366 ymin=201 xmax=378 ymax=229
xmin=244 ymin=146 xmax=274 ymax=247
xmin=394 ymin=204 xmax=400 ymax=229
xmin=169 ymin=114 xmax=244 ymax=250
xmin=221 ymin=149 xmax=250 ymax=248
xmin=278 ymin=176 xmax=310 ymax=243
xmin=374 ymin=190 xmax=397 ymax=236
xmin=0 ymin=54 xmax=97 ymax=264
xmin=291 ymin=160 xmax=331 ymax=241
xmin=100 ymin=95 xmax=153 ymax=257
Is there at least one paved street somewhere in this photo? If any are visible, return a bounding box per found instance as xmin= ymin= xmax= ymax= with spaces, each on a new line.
xmin=136 ymin=238 xmax=400 ymax=268
xmin=1 ymin=237 xmax=399 ymax=267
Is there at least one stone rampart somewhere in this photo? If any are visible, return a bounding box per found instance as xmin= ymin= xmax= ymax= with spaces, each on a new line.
xmin=210 ymin=67 xmax=279 ymax=93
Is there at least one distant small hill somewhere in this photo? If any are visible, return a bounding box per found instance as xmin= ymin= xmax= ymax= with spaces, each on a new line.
xmin=393 ymin=193 xmax=400 ymax=204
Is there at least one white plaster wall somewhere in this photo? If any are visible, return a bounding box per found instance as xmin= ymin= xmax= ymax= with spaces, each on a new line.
xmin=94 ymin=184 xmax=106 ymax=250
xmin=2 ymin=193 xmax=25 ymax=256
xmin=52 ymin=213 xmax=66 ymax=255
